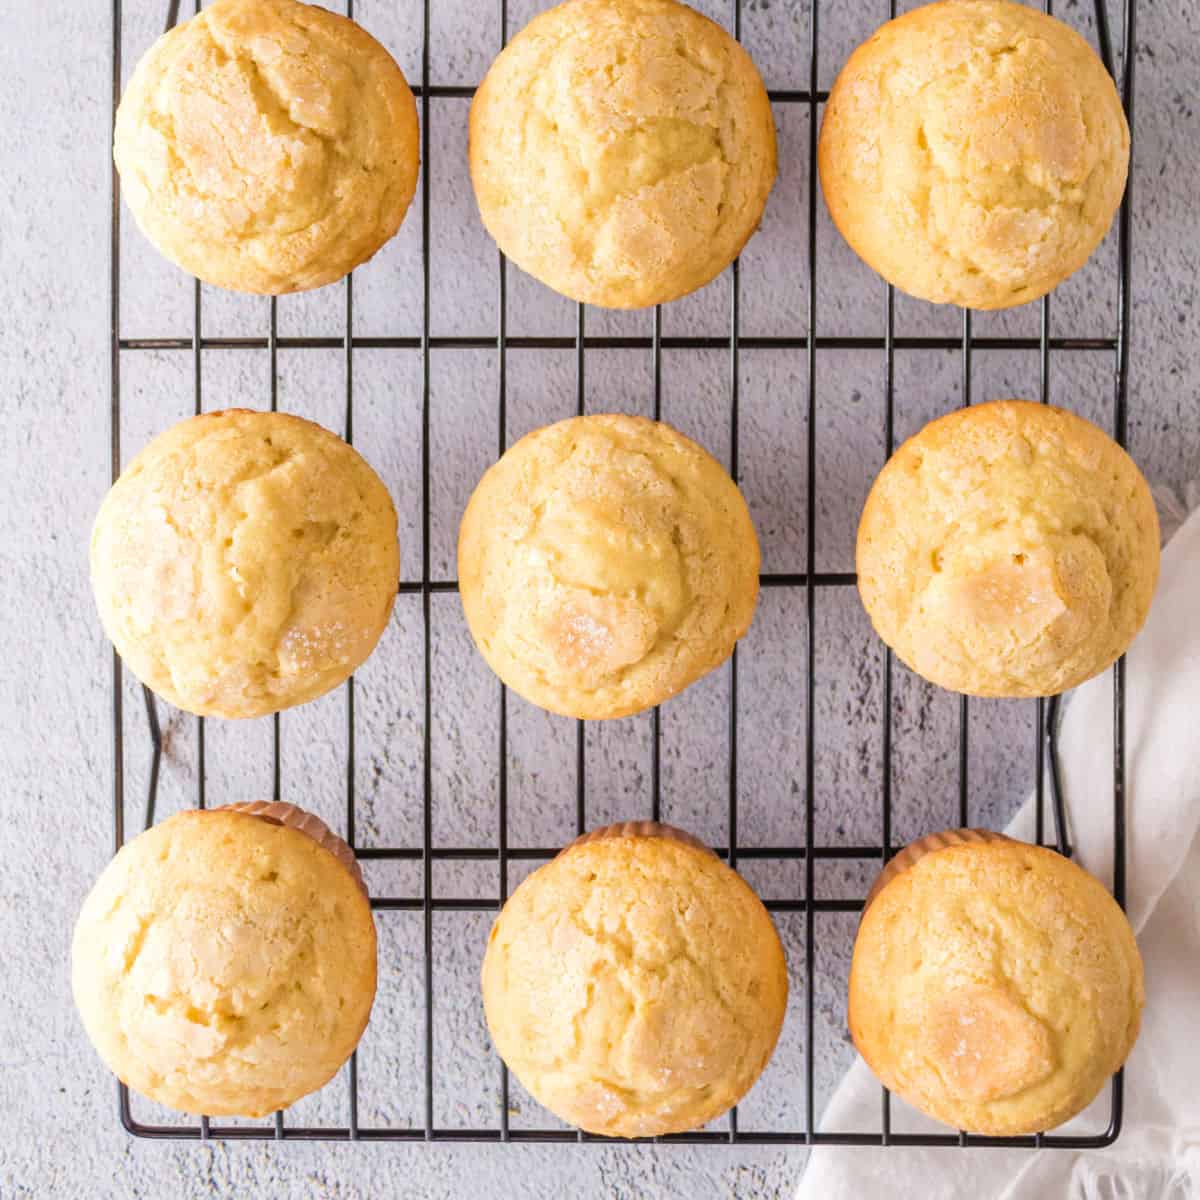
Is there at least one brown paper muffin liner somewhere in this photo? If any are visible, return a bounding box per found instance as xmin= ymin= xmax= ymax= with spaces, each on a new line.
xmin=862 ymin=827 xmax=1016 ymax=917
xmin=560 ymin=820 xmax=715 ymax=859
xmin=217 ymin=800 xmax=367 ymax=898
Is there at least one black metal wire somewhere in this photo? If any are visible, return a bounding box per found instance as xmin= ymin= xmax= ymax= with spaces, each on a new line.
xmin=391 ymin=573 xmax=855 ymax=593
xmin=575 ymin=303 xmax=586 ymax=859
xmin=495 ymin=0 xmax=512 ymax=1146
xmin=403 ymin=84 xmax=828 ymax=104
xmin=651 ymin=302 xmax=663 ymax=826
xmin=878 ymin=140 xmax=897 ymax=1141
xmin=111 ymin=0 xmax=1132 ymax=1150
xmin=119 ymin=333 xmax=1118 ymax=352
xmin=419 ymin=0 xmax=435 ymax=1144
xmin=1036 ymin=301 xmax=1050 ymax=851
xmin=802 ymin=0 xmax=819 ymax=1148
xmin=1100 ymin=0 xmax=1137 ymax=1143
xmin=269 ymin=299 xmax=283 ymax=814
xmin=726 ymin=6 xmax=744 ymax=1147
xmin=957 ymin=310 xmax=972 ymax=843
xmin=342 ymin=0 xmax=360 ymax=1136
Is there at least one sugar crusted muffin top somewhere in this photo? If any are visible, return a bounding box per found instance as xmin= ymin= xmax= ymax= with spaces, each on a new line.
xmin=458 ymin=414 xmax=760 ymax=719
xmin=818 ymin=0 xmax=1129 ymax=309
xmin=91 ymin=409 xmax=399 ymax=719
xmin=469 ymin=0 xmax=776 ymax=308
xmin=857 ymin=400 xmax=1158 ymax=698
xmin=481 ymin=825 xmax=788 ymax=1137
xmin=850 ymin=833 xmax=1143 ymax=1135
xmin=114 ymin=0 xmax=419 ymax=294
xmin=72 ymin=809 xmax=377 ymax=1118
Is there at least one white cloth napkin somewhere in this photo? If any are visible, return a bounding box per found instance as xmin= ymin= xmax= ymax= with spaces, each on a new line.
xmin=798 ymin=494 xmax=1200 ymax=1200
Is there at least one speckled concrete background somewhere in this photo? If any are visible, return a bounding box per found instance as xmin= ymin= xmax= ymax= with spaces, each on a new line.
xmin=1 ymin=0 xmax=1196 ymax=1196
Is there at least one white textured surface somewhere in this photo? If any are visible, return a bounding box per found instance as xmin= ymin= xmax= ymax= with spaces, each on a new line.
xmin=1 ymin=1 xmax=1197 ymax=1196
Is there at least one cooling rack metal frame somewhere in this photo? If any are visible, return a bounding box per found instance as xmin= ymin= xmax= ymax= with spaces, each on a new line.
xmin=108 ymin=0 xmax=1136 ymax=1148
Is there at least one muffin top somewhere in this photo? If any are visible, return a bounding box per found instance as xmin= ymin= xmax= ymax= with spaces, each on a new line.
xmin=91 ymin=410 xmax=399 ymax=719
xmin=850 ymin=831 xmax=1143 ymax=1135
xmin=114 ymin=0 xmax=419 ymax=294
xmin=458 ymin=414 xmax=760 ymax=719
xmin=818 ymin=0 xmax=1129 ymax=309
xmin=72 ymin=808 xmax=377 ymax=1117
xmin=469 ymin=0 xmax=776 ymax=308
xmin=482 ymin=823 xmax=788 ymax=1136
xmin=857 ymin=401 xmax=1159 ymax=698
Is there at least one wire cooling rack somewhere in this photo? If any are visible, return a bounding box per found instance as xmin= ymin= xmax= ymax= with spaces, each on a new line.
xmin=108 ymin=0 xmax=1136 ymax=1149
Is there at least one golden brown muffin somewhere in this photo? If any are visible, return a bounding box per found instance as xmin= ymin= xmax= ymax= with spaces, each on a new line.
xmin=91 ymin=409 xmax=399 ymax=719
xmin=482 ymin=821 xmax=788 ymax=1136
xmin=72 ymin=804 xmax=377 ymax=1118
xmin=857 ymin=401 xmax=1159 ymax=698
xmin=458 ymin=414 xmax=760 ymax=719
xmin=469 ymin=0 xmax=777 ymax=308
xmin=114 ymin=0 xmax=419 ymax=294
xmin=818 ymin=0 xmax=1129 ymax=309
xmin=850 ymin=830 xmax=1143 ymax=1135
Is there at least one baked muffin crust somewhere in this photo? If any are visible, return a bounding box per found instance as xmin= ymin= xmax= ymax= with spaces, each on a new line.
xmin=818 ymin=0 xmax=1129 ymax=309
xmin=91 ymin=410 xmax=399 ymax=718
xmin=114 ymin=0 xmax=419 ymax=294
xmin=482 ymin=822 xmax=788 ymax=1136
xmin=857 ymin=401 xmax=1158 ymax=697
xmin=850 ymin=831 xmax=1143 ymax=1134
xmin=458 ymin=414 xmax=760 ymax=719
xmin=469 ymin=0 xmax=776 ymax=308
xmin=72 ymin=808 xmax=377 ymax=1117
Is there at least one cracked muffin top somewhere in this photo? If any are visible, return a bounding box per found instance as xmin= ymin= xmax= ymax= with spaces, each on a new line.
xmin=113 ymin=0 xmax=419 ymax=294
xmin=850 ymin=830 xmax=1143 ymax=1135
xmin=481 ymin=821 xmax=788 ymax=1137
xmin=458 ymin=414 xmax=760 ymax=720
xmin=468 ymin=0 xmax=776 ymax=308
xmin=818 ymin=0 xmax=1129 ymax=309
xmin=72 ymin=806 xmax=376 ymax=1117
xmin=856 ymin=400 xmax=1159 ymax=698
xmin=91 ymin=409 xmax=399 ymax=718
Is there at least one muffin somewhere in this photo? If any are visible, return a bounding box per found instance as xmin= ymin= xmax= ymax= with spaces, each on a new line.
xmin=91 ymin=409 xmax=399 ymax=719
xmin=458 ymin=414 xmax=760 ymax=719
xmin=469 ymin=0 xmax=776 ymax=308
xmin=856 ymin=401 xmax=1159 ymax=698
xmin=482 ymin=821 xmax=788 ymax=1136
xmin=72 ymin=802 xmax=376 ymax=1117
xmin=114 ymin=0 xmax=419 ymax=294
xmin=850 ymin=829 xmax=1143 ymax=1135
xmin=818 ymin=0 xmax=1129 ymax=309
